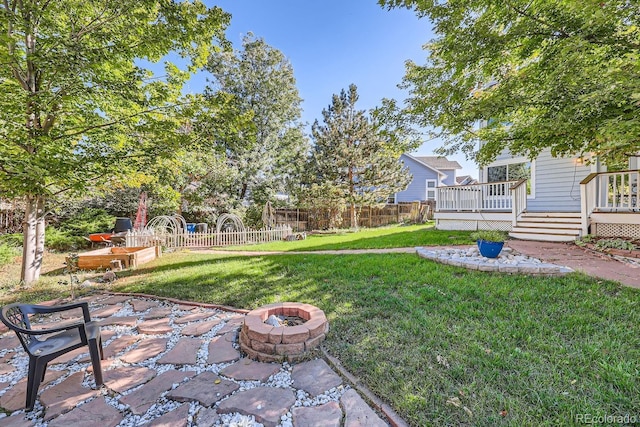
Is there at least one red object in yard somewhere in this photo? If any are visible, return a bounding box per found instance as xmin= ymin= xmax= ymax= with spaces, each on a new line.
xmin=88 ymin=233 xmax=113 ymax=243
xmin=134 ymin=192 xmax=147 ymax=231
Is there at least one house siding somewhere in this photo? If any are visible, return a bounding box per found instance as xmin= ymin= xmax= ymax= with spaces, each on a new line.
xmin=439 ymin=169 xmax=457 ymax=186
xmin=396 ymin=154 xmax=441 ymax=202
xmin=528 ymin=150 xmax=592 ymax=212
xmin=481 ymin=149 xmax=592 ymax=212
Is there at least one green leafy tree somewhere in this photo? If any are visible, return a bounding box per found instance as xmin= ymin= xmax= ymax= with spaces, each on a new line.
xmin=0 ymin=0 xmax=230 ymax=284
xmin=380 ymin=0 xmax=640 ymax=166
xmin=309 ymin=84 xmax=415 ymax=228
xmin=206 ymin=33 xmax=309 ymax=207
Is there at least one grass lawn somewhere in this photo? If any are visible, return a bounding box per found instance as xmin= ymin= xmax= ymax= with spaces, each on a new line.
xmin=108 ymin=251 xmax=640 ymax=426
xmin=221 ymin=223 xmax=474 ymax=251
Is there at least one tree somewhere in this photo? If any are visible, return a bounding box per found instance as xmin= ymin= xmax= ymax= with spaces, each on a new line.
xmin=309 ymin=84 xmax=415 ymax=228
xmin=206 ymin=34 xmax=309 ymax=207
xmin=379 ymin=0 xmax=640 ymax=166
xmin=0 ymin=0 xmax=230 ymax=284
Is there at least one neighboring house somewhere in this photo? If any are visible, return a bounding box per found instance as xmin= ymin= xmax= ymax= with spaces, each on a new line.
xmin=435 ymin=142 xmax=640 ymax=241
xmin=456 ymin=175 xmax=478 ymax=185
xmin=390 ymin=154 xmax=463 ymax=203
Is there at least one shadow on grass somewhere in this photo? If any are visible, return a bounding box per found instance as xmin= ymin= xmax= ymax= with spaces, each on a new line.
xmin=268 ymin=227 xmax=474 ymax=252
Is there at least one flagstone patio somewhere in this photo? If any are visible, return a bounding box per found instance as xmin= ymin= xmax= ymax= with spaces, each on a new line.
xmin=0 ymin=294 xmax=392 ymax=426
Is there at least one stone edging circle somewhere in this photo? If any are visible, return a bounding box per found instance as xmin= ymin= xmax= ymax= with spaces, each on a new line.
xmin=416 ymin=246 xmax=574 ymax=276
xmin=240 ymin=302 xmax=329 ymax=363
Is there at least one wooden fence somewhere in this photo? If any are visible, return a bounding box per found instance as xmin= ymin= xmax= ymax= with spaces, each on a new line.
xmin=125 ymin=225 xmax=292 ymax=249
xmin=275 ymin=202 xmax=434 ymax=231
xmin=0 ymin=199 xmax=23 ymax=234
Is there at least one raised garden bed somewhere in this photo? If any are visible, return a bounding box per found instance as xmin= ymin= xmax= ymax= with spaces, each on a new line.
xmin=72 ymin=246 xmax=161 ymax=270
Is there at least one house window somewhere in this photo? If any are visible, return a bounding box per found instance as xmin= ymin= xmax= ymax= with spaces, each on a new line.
xmin=426 ymin=179 xmax=437 ymax=201
xmin=487 ymin=161 xmax=533 ymax=195
xmin=387 ymin=193 xmax=396 ymax=204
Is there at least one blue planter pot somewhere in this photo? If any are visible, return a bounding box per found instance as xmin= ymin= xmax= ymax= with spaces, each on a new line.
xmin=477 ymin=239 xmax=504 ymax=258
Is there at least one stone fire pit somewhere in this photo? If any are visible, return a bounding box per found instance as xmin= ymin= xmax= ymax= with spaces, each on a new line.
xmin=240 ymin=302 xmax=329 ymax=363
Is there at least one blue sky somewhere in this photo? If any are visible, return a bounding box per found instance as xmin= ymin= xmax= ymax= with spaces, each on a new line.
xmin=190 ymin=0 xmax=477 ymax=177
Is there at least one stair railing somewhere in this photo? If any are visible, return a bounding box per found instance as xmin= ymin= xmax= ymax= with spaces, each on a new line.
xmin=510 ymin=179 xmax=528 ymax=227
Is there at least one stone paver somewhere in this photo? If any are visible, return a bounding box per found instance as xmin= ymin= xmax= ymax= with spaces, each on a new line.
xmin=50 ymin=346 xmax=87 ymax=364
xmin=144 ymin=307 xmax=173 ymax=320
xmin=0 ymin=360 xmax=15 ymax=376
xmin=40 ymin=372 xmax=100 ymax=421
xmin=157 ymin=337 xmax=201 ymax=365
xmin=91 ymin=304 xmax=123 ymax=318
xmin=176 ymin=304 xmax=198 ymax=312
xmin=207 ymin=333 xmax=241 ymax=364
xmin=220 ymin=358 xmax=280 ymax=381
xmin=119 ymin=370 xmax=196 ymax=415
xmin=173 ymin=311 xmax=217 ymax=324
xmin=99 ymin=315 xmax=139 ymax=327
xmin=340 ymin=389 xmax=388 ymax=427
xmin=137 ymin=318 xmax=173 ymax=335
xmin=104 ymin=366 xmax=156 ymax=393
xmin=291 ymin=359 xmax=342 ymax=397
xmin=180 ymin=319 xmax=221 ymax=336
xmin=217 ymin=387 xmax=296 ymax=427
xmin=0 ymin=415 xmax=33 ymax=427
xmin=0 ymin=334 xmax=20 ymax=351
xmin=120 ymin=337 xmax=168 ymax=363
xmin=195 ymin=408 xmax=219 ymax=427
xmin=167 ymin=371 xmax=239 ymax=406
xmin=102 ymin=335 xmax=140 ymax=359
xmin=99 ymin=295 xmax=131 ymax=304
xmin=48 ymin=397 xmax=123 ymax=427
xmin=292 ymin=401 xmax=342 ymax=427
xmin=130 ymin=299 xmax=158 ymax=312
xmin=216 ymin=317 xmax=244 ymax=335
xmin=0 ymin=293 xmax=405 ymax=427
xmin=148 ymin=403 xmax=189 ymax=427
xmin=0 ymin=370 xmax=66 ymax=412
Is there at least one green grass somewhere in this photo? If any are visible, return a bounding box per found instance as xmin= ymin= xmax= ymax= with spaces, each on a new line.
xmin=223 ymin=223 xmax=474 ymax=251
xmin=111 ymin=251 xmax=640 ymax=426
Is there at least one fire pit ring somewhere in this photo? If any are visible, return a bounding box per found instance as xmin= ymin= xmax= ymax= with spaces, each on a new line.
xmin=239 ymin=302 xmax=329 ymax=363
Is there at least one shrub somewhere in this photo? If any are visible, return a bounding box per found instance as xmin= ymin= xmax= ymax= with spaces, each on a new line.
xmin=44 ymin=227 xmax=86 ymax=252
xmin=58 ymin=208 xmax=116 ymax=235
xmin=470 ymin=230 xmax=507 ymax=243
xmin=0 ymin=233 xmax=23 ymax=248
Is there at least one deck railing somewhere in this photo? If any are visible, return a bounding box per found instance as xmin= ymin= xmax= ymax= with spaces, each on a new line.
xmin=437 ymin=181 xmax=519 ymax=212
xmin=580 ymin=169 xmax=639 ymax=234
xmin=125 ymin=225 xmax=293 ymax=249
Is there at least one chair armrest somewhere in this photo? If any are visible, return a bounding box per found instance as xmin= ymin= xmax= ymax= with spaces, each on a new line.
xmin=6 ymin=320 xmax=88 ymax=337
xmin=23 ymin=302 xmax=92 ymax=322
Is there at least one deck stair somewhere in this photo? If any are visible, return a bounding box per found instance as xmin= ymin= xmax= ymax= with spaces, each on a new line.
xmin=509 ymin=212 xmax=582 ymax=242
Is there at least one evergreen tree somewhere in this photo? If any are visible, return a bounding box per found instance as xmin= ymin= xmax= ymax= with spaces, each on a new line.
xmin=310 ymin=84 xmax=412 ymax=228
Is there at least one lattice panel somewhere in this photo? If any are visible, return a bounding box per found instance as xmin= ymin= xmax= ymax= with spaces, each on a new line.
xmin=593 ymin=223 xmax=640 ymax=239
xmin=436 ymin=220 xmax=477 ymax=231
xmin=478 ymin=221 xmax=512 ymax=232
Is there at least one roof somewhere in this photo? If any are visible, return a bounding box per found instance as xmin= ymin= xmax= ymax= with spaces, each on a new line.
xmin=415 ymin=156 xmax=462 ymax=170
xmin=401 ymin=153 xmax=446 ymax=177
xmin=456 ymin=175 xmax=478 ymax=185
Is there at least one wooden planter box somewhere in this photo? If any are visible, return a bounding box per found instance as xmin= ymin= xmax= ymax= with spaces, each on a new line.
xmin=73 ymin=246 xmax=161 ymax=270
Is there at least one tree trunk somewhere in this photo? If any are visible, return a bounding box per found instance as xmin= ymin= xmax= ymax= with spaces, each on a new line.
xmin=21 ymin=195 xmax=45 ymax=285
xmin=350 ymin=202 xmax=357 ymax=228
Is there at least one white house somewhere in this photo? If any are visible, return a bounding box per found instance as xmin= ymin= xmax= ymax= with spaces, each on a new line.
xmin=435 ymin=144 xmax=640 ymax=241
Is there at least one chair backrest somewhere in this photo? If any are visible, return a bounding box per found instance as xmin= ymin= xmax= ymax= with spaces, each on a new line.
xmin=0 ymin=304 xmax=35 ymax=352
